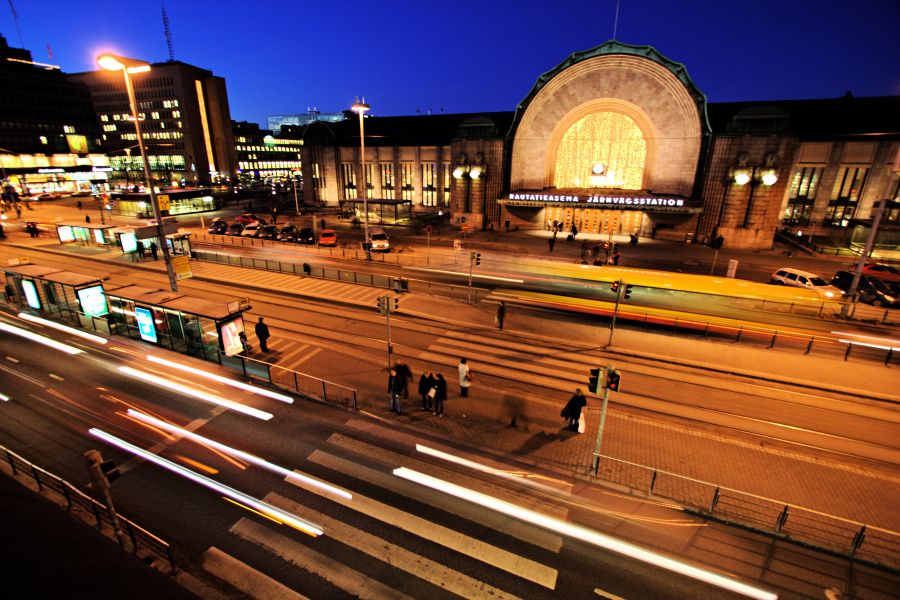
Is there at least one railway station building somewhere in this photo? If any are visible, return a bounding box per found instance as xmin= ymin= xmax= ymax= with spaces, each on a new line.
xmin=299 ymin=41 xmax=899 ymax=251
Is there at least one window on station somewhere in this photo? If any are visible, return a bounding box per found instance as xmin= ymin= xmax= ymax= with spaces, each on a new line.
xmin=554 ymin=111 xmax=646 ymax=190
xmin=824 ymin=167 xmax=868 ymax=227
xmin=782 ymin=167 xmax=821 ymax=226
xmin=442 ymin=162 xmax=451 ymax=206
xmin=422 ymin=163 xmax=437 ymax=206
xmin=380 ymin=163 xmax=394 ymax=197
xmin=341 ymin=162 xmax=357 ymax=199
xmin=400 ymin=163 xmax=414 ymax=201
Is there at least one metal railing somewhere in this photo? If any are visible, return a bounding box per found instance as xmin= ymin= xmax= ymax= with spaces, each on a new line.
xmin=219 ymin=351 xmax=358 ymax=411
xmin=599 ymin=455 xmax=900 ymax=572
xmin=1 ymin=444 xmax=176 ymax=574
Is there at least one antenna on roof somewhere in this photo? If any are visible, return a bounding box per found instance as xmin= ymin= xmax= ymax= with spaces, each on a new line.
xmin=7 ymin=0 xmax=25 ymax=48
xmin=612 ymin=0 xmax=620 ymax=40
xmin=162 ymin=1 xmax=175 ymax=61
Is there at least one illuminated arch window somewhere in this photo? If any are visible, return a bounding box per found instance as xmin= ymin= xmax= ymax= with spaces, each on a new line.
xmin=554 ymin=112 xmax=646 ymax=190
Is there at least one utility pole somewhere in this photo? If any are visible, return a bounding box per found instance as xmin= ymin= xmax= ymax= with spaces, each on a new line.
xmin=467 ymin=251 xmax=481 ymax=303
xmin=842 ymin=197 xmax=888 ymax=319
xmin=376 ymin=294 xmax=397 ymax=370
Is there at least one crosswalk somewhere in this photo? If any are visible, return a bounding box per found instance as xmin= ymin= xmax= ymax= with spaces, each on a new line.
xmin=200 ymin=420 xmax=574 ymax=599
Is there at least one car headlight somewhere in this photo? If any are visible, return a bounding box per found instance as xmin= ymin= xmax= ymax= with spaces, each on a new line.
xmin=825 ymin=291 xmax=835 ymax=298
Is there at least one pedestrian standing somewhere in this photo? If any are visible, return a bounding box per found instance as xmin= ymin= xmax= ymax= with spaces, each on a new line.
xmin=613 ymin=249 xmax=621 ymax=265
xmin=149 ymin=241 xmax=159 ymax=261
xmin=433 ymin=373 xmax=447 ymax=416
xmin=418 ymin=370 xmax=435 ymax=411
xmin=388 ymin=367 xmax=403 ymax=414
xmin=238 ymin=331 xmax=251 ymax=355
xmin=571 ymin=223 xmax=578 ymax=238
xmin=255 ymin=317 xmax=271 ymax=352
xmin=458 ymin=358 xmax=471 ymax=397
xmin=136 ymin=240 xmax=145 ymax=258
xmin=395 ymin=361 xmax=412 ymax=400
xmin=320 ymin=217 xmax=326 ymax=231
xmin=76 ymin=200 xmax=83 ymax=210
xmin=504 ymin=219 xmax=510 ymax=232
xmin=547 ymin=236 xmax=555 ymax=253
xmin=561 ymin=388 xmax=587 ymax=432
xmin=496 ymin=302 xmax=506 ymax=331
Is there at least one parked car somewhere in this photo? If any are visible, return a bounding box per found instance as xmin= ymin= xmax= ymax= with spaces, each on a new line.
xmin=318 ymin=229 xmax=337 ymax=247
xmin=276 ymin=224 xmax=298 ymax=241
xmin=769 ymin=267 xmax=844 ymax=299
xmin=295 ymin=227 xmax=316 ymax=244
xmin=258 ymin=224 xmax=279 ymax=240
xmin=861 ymin=263 xmax=900 ymax=288
xmin=226 ymin=222 xmax=245 ymax=236
xmin=369 ymin=226 xmax=390 ymax=252
xmin=234 ymin=213 xmax=266 ymax=225
xmin=830 ymin=271 xmax=898 ymax=307
xmin=207 ymin=219 xmax=228 ymax=234
xmin=241 ymin=222 xmax=263 ymax=238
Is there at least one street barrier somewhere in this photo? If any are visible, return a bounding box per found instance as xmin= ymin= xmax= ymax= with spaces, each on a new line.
xmin=1 ymin=444 xmax=176 ymax=574
xmin=600 ymin=454 xmax=900 ymax=573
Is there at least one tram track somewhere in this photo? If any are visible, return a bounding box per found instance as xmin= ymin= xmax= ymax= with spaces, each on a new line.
xmin=5 ymin=244 xmax=899 ymax=468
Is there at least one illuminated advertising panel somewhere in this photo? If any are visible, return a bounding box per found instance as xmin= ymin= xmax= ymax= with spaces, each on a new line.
xmin=134 ymin=306 xmax=157 ymax=343
xmin=218 ymin=317 xmax=245 ymax=357
xmin=58 ymin=225 xmax=75 ymax=243
xmin=21 ymin=280 xmax=41 ymax=310
xmin=76 ymin=285 xmax=108 ymax=318
xmin=120 ymin=232 xmax=137 ymax=253
xmin=93 ymin=229 xmax=105 ymax=244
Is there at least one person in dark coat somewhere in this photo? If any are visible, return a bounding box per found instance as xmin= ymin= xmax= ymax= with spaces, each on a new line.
xmin=149 ymin=241 xmax=159 ymax=261
xmin=418 ymin=370 xmax=435 ymax=411
xmin=432 ymin=373 xmax=447 ymax=417
xmin=255 ymin=317 xmax=271 ymax=352
xmin=613 ymin=249 xmax=621 ymax=265
xmin=562 ymin=388 xmax=587 ymax=432
xmin=388 ymin=367 xmax=404 ymax=414
xmin=136 ymin=240 xmax=145 ymax=258
xmin=395 ymin=361 xmax=412 ymax=399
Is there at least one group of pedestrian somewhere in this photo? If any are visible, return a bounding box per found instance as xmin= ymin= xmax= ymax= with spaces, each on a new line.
xmin=386 ymin=357 xmax=473 ymax=416
xmin=24 ymin=222 xmax=41 ymax=238
xmin=135 ymin=240 xmax=160 ymax=260
xmin=580 ymin=241 xmax=621 ymax=266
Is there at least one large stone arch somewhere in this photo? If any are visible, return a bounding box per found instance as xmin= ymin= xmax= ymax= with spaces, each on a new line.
xmin=508 ymin=42 xmax=708 ymax=198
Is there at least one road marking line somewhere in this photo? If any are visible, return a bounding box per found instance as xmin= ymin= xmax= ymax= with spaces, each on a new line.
xmin=275 ymin=342 xmax=311 ymax=365
xmin=202 ymin=545 xmax=308 ymax=600
xmin=594 ymin=587 xmax=626 ymax=599
xmin=48 ymin=373 xmax=64 ymax=381
xmin=293 ymin=347 xmax=322 ymax=367
xmin=309 ymin=446 xmax=563 ymax=553
xmin=292 ymin=451 xmax=557 ymax=588
xmin=265 ymin=493 xmax=523 ymax=600
xmin=231 ymin=519 xmax=412 ymax=600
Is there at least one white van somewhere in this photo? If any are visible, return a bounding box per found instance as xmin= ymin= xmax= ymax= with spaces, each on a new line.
xmin=369 ymin=227 xmax=390 ymax=252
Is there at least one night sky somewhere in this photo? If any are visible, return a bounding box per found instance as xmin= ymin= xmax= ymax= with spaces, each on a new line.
xmin=3 ymin=0 xmax=898 ymax=126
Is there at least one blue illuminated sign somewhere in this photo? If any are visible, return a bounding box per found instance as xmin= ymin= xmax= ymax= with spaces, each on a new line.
xmin=134 ymin=306 xmax=157 ymax=343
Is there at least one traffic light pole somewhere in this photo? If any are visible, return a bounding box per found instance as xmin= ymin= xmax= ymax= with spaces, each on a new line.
xmin=591 ymin=379 xmax=610 ymax=476
xmin=467 ymin=253 xmax=474 ymax=304
xmin=607 ymin=279 xmax=623 ymax=346
xmin=386 ymin=304 xmax=393 ymax=370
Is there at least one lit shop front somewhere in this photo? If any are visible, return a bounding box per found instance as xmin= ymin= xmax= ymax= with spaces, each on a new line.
xmin=502 ymin=42 xmax=710 ymax=239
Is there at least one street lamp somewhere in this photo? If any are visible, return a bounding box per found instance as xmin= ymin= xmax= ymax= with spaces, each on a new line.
xmin=732 ymin=152 xmax=779 ymax=228
xmin=98 ymin=53 xmax=179 ymax=292
xmin=351 ymin=98 xmax=371 ymax=260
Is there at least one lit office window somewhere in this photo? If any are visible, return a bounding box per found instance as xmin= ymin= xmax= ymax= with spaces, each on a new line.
xmin=401 ymin=163 xmax=414 ymax=201
xmin=342 ymin=162 xmax=357 ymax=200
xmin=443 ymin=162 xmax=451 ymax=206
xmin=422 ymin=163 xmax=437 ymax=206
xmin=380 ymin=163 xmax=394 ymax=198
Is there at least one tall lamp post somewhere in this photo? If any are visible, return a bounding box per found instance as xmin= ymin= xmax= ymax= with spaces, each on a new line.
xmin=732 ymin=152 xmax=778 ymax=228
xmin=98 ymin=54 xmax=179 ymax=293
xmin=351 ymin=98 xmax=371 ymax=260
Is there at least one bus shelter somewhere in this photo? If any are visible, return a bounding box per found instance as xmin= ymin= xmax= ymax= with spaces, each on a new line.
xmin=3 ymin=264 xmax=108 ymax=330
xmin=104 ymin=283 xmax=251 ymax=363
xmin=54 ymin=221 xmax=118 ymax=248
xmin=112 ymin=223 xmax=192 ymax=260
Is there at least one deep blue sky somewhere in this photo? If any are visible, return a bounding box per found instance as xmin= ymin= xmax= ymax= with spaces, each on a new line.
xmin=3 ymin=0 xmax=898 ymax=126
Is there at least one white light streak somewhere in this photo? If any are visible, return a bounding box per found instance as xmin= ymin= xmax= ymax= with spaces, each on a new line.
xmin=0 ymin=322 xmax=83 ymax=355
xmin=18 ymin=313 xmax=108 ymax=345
xmin=117 ymin=366 xmax=273 ymax=420
xmin=404 ymin=266 xmax=525 ymax=284
xmin=89 ymin=428 xmax=322 ymax=537
xmin=830 ymin=330 xmax=899 ymax=351
xmin=393 ymin=467 xmax=778 ymax=600
xmin=145 ymin=355 xmax=293 ymax=404
xmin=0 ymin=393 xmax=9 ymax=402
xmin=127 ymin=409 xmax=350 ymax=500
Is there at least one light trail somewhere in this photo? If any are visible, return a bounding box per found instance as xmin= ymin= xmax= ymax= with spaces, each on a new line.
xmin=0 ymin=393 xmax=9 ymax=402
xmin=18 ymin=313 xmax=108 ymax=345
xmin=404 ymin=266 xmax=524 ymax=283
xmin=127 ymin=409 xmax=351 ymax=501
xmin=117 ymin=366 xmax=273 ymax=421
xmin=394 ymin=467 xmax=778 ymax=600
xmin=145 ymin=355 xmax=293 ymax=404
xmin=89 ymin=427 xmax=323 ymax=537
xmin=0 ymin=321 xmax=84 ymax=355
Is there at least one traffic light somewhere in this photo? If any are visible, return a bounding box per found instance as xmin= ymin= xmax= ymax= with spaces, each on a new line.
xmin=470 ymin=251 xmax=482 ymax=266
xmin=606 ymin=369 xmax=621 ymax=392
xmin=611 ymin=281 xmax=619 ymax=293
xmin=588 ymin=367 xmax=604 ymax=394
xmin=623 ymin=284 xmax=634 ymax=300
xmin=392 ymin=297 xmax=399 ymax=312
xmin=376 ymin=295 xmax=388 ymax=315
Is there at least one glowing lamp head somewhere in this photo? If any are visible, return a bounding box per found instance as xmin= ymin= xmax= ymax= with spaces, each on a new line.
xmin=733 ymin=171 xmax=751 ymax=186
xmin=97 ymin=54 xmax=151 ymax=74
xmin=452 ymin=166 xmax=467 ymax=179
xmin=591 ymin=163 xmax=605 ymax=175
xmin=351 ymin=98 xmax=370 ymax=115
xmin=469 ymin=165 xmax=482 ymax=180
xmin=761 ymin=172 xmax=778 ymax=186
